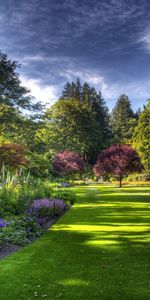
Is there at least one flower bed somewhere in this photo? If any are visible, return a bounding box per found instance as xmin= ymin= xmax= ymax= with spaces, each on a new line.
xmin=0 ymin=197 xmax=70 ymax=258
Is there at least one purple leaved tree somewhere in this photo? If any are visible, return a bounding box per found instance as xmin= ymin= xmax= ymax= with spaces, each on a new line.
xmin=93 ymin=144 xmax=142 ymax=187
xmin=53 ymin=150 xmax=85 ymax=176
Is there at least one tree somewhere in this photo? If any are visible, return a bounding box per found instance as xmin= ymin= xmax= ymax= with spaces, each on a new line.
xmin=111 ymin=94 xmax=136 ymax=143
xmin=0 ymin=143 xmax=28 ymax=171
xmin=133 ymin=100 xmax=150 ymax=179
xmin=0 ymin=103 xmax=41 ymax=152
xmin=61 ymin=78 xmax=82 ymax=100
xmin=93 ymin=144 xmax=142 ymax=187
xmin=0 ymin=51 xmax=42 ymax=111
xmin=36 ymin=98 xmax=103 ymax=163
xmin=60 ymin=79 xmax=112 ymax=147
xmin=0 ymin=50 xmax=43 ymax=154
xmin=53 ymin=150 xmax=85 ymax=176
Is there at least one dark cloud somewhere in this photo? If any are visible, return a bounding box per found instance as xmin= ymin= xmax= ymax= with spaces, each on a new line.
xmin=0 ymin=0 xmax=150 ymax=109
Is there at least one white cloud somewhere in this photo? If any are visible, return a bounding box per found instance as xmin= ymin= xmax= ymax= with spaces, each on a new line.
xmin=139 ymin=31 xmax=150 ymax=52
xmin=21 ymin=76 xmax=59 ymax=106
xmin=137 ymin=27 xmax=150 ymax=53
xmin=59 ymin=68 xmax=105 ymax=86
xmin=20 ymin=66 xmax=148 ymax=112
xmin=101 ymin=79 xmax=150 ymax=105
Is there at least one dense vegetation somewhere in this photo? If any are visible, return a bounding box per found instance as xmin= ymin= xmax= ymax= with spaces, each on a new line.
xmin=0 ymin=50 xmax=149 ymax=256
xmin=0 ymin=50 xmax=149 ymax=180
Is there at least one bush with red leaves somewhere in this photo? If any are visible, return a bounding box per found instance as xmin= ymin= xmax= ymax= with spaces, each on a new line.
xmin=53 ymin=150 xmax=85 ymax=175
xmin=0 ymin=143 xmax=28 ymax=170
xmin=94 ymin=144 xmax=142 ymax=187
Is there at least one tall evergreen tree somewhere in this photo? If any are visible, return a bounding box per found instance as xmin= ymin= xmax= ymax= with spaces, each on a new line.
xmin=61 ymin=79 xmax=111 ymax=147
xmin=111 ymin=94 xmax=136 ymax=143
xmin=36 ymin=98 xmax=103 ymax=164
xmin=61 ymin=78 xmax=81 ymax=100
xmin=133 ymin=100 xmax=150 ymax=178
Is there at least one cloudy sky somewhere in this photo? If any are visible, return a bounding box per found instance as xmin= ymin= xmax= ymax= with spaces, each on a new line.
xmin=0 ymin=0 xmax=150 ymax=110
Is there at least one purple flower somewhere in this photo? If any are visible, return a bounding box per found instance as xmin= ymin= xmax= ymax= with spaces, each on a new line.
xmin=0 ymin=218 xmax=7 ymax=228
xmin=29 ymin=198 xmax=66 ymax=225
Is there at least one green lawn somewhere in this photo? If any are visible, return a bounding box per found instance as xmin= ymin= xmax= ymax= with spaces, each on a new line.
xmin=0 ymin=185 xmax=150 ymax=300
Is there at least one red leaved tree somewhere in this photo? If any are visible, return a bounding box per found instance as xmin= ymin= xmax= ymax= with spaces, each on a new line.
xmin=93 ymin=144 xmax=142 ymax=187
xmin=53 ymin=150 xmax=85 ymax=176
xmin=0 ymin=143 xmax=28 ymax=171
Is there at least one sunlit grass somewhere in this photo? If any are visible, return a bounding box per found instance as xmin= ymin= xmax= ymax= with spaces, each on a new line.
xmin=0 ymin=184 xmax=150 ymax=300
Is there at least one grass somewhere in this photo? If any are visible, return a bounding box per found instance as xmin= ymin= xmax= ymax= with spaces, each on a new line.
xmin=0 ymin=184 xmax=150 ymax=300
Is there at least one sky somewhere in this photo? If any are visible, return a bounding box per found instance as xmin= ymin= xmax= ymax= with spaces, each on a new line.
xmin=0 ymin=0 xmax=150 ymax=110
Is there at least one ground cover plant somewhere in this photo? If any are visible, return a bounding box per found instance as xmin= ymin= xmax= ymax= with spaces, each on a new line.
xmin=0 ymin=171 xmax=75 ymax=251
xmin=0 ymin=184 xmax=150 ymax=300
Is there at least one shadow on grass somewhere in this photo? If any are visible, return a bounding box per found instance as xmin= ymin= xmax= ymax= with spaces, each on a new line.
xmin=0 ymin=185 xmax=150 ymax=300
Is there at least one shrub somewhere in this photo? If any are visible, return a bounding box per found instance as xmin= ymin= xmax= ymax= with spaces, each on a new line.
xmin=0 ymin=177 xmax=53 ymax=215
xmin=51 ymin=190 xmax=76 ymax=205
xmin=0 ymin=216 xmax=42 ymax=246
xmin=29 ymin=198 xmax=66 ymax=220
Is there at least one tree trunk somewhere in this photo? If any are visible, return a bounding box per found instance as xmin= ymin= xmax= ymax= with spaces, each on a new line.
xmin=119 ymin=176 xmax=122 ymax=188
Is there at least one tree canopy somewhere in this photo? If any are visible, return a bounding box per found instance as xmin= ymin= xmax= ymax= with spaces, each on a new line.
xmin=111 ymin=94 xmax=137 ymax=143
xmin=0 ymin=50 xmax=148 ymax=181
xmin=61 ymin=79 xmax=112 ymax=147
xmin=0 ymin=51 xmax=42 ymax=111
xmin=36 ymin=98 xmax=103 ymax=163
xmin=133 ymin=100 xmax=150 ymax=179
xmin=53 ymin=150 xmax=85 ymax=176
xmin=0 ymin=143 xmax=28 ymax=171
xmin=94 ymin=144 xmax=142 ymax=187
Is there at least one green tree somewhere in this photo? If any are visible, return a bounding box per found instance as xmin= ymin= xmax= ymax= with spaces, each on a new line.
xmin=111 ymin=94 xmax=136 ymax=143
xmin=0 ymin=51 xmax=42 ymax=111
xmin=61 ymin=78 xmax=81 ymax=100
xmin=61 ymin=79 xmax=111 ymax=147
xmin=0 ymin=50 xmax=43 ymax=151
xmin=0 ymin=104 xmax=41 ymax=151
xmin=133 ymin=100 xmax=150 ymax=178
xmin=36 ymin=98 xmax=103 ymax=163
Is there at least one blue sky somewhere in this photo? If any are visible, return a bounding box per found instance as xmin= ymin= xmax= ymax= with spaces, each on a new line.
xmin=0 ymin=0 xmax=150 ymax=110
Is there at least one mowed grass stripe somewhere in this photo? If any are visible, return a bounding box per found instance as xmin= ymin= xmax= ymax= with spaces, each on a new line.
xmin=0 ymin=185 xmax=150 ymax=300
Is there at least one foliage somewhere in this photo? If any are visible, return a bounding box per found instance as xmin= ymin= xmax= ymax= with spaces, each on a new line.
xmin=28 ymin=151 xmax=53 ymax=178
xmin=111 ymin=94 xmax=137 ymax=143
xmin=61 ymin=79 xmax=112 ymax=147
xmin=0 ymin=218 xmax=7 ymax=228
xmin=0 ymin=193 xmax=72 ymax=247
xmin=53 ymin=150 xmax=85 ymax=175
xmin=0 ymin=143 xmax=28 ymax=171
xmin=0 ymin=51 xmax=41 ymax=111
xmin=0 ymin=216 xmax=42 ymax=245
xmin=0 ymin=174 xmax=53 ymax=216
xmin=29 ymin=198 xmax=66 ymax=220
xmin=94 ymin=144 xmax=142 ymax=187
xmin=36 ymin=98 xmax=105 ymax=164
xmin=51 ymin=190 xmax=76 ymax=205
xmin=133 ymin=100 xmax=150 ymax=178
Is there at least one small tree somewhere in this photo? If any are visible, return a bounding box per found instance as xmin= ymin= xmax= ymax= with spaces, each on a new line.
xmin=93 ymin=144 xmax=142 ymax=187
xmin=0 ymin=143 xmax=28 ymax=171
xmin=53 ymin=150 xmax=85 ymax=177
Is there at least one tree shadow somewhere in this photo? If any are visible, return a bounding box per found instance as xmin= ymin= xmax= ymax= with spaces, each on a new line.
xmin=0 ymin=185 xmax=150 ymax=300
